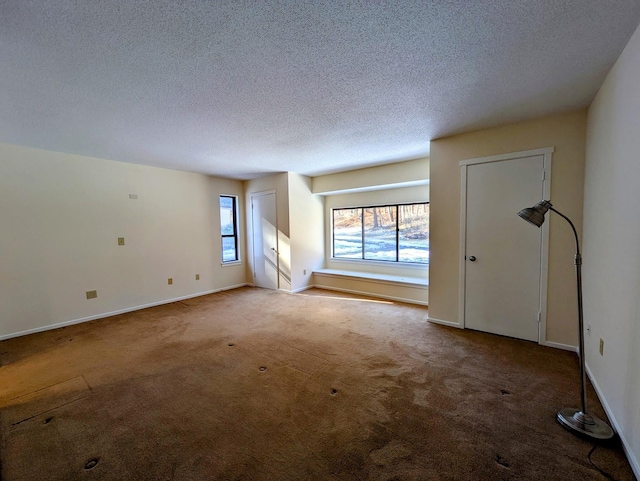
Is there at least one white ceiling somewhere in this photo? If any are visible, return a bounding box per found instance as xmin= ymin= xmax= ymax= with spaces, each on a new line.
xmin=2 ymin=1 xmax=640 ymax=179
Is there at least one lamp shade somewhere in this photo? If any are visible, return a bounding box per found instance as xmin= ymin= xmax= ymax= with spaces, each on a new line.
xmin=517 ymin=200 xmax=553 ymax=228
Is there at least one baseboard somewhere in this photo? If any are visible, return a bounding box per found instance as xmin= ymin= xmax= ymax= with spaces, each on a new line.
xmin=585 ymin=364 xmax=640 ymax=480
xmin=311 ymin=285 xmax=428 ymax=306
xmin=427 ymin=317 xmax=462 ymax=328
xmin=0 ymin=283 xmax=249 ymax=341
xmin=289 ymin=285 xmax=315 ymax=294
xmin=540 ymin=340 xmax=577 ymax=352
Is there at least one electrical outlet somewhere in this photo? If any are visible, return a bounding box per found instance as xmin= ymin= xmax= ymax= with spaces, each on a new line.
xmin=118 ymin=237 xmax=125 ymax=246
xmin=303 ymin=269 xmax=307 ymax=275
xmin=168 ymin=278 xmax=173 ymax=285
xmin=86 ymin=290 xmax=97 ymax=299
xmin=129 ymin=194 xmax=138 ymax=199
xmin=599 ymin=338 xmax=604 ymax=356
xmin=195 ymin=274 xmax=200 ymax=280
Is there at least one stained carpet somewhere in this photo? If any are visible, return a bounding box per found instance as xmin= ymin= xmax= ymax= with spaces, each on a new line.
xmin=0 ymin=287 xmax=634 ymax=480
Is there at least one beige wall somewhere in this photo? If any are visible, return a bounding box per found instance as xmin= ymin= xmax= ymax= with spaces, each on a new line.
xmin=288 ymin=173 xmax=325 ymax=292
xmin=583 ymin=22 xmax=640 ymax=476
xmin=429 ymin=109 xmax=587 ymax=346
xmin=312 ymin=157 xmax=429 ymax=194
xmin=0 ymin=143 xmax=246 ymax=339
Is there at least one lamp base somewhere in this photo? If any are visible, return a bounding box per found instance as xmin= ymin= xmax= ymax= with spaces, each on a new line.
xmin=557 ymin=408 xmax=614 ymax=440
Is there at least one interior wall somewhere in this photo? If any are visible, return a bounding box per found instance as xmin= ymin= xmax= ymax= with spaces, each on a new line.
xmin=312 ymin=157 xmax=429 ymax=194
xmin=244 ymin=173 xmax=291 ymax=290
xmin=0 ymin=143 xmax=245 ymax=340
xmin=287 ymin=173 xmax=325 ymax=292
xmin=429 ymin=109 xmax=587 ymax=347
xmin=324 ymin=185 xmax=429 ymax=278
xmin=583 ymin=22 xmax=640 ymax=476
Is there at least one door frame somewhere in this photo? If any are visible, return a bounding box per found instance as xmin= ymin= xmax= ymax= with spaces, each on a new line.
xmin=458 ymin=147 xmax=553 ymax=345
xmin=250 ymin=190 xmax=279 ymax=289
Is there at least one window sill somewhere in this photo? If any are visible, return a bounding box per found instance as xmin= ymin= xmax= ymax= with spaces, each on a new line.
xmin=330 ymin=257 xmax=428 ymax=270
xmin=314 ymin=268 xmax=428 ymax=287
xmin=221 ymin=260 xmax=242 ymax=267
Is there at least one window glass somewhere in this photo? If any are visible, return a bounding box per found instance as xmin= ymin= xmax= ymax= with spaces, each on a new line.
xmin=332 ymin=203 xmax=428 ymax=265
xmin=220 ymin=195 xmax=239 ymax=263
xmin=333 ymin=208 xmax=362 ymax=258
xmin=363 ymin=206 xmax=397 ymax=261
xmin=398 ymin=203 xmax=429 ymax=263
xmin=222 ymin=236 xmax=237 ymax=262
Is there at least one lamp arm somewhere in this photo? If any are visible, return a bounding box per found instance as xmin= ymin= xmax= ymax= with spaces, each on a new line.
xmin=548 ymin=207 xmax=580 ymax=256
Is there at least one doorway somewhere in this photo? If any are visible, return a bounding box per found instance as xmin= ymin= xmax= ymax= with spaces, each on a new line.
xmin=459 ymin=148 xmax=552 ymax=342
xmin=251 ymin=191 xmax=279 ymax=290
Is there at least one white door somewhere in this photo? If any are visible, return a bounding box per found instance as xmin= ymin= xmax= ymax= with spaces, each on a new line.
xmin=462 ymin=154 xmax=547 ymax=342
xmin=251 ymin=192 xmax=279 ymax=290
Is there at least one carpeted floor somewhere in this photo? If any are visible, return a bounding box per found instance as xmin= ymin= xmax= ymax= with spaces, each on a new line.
xmin=0 ymin=287 xmax=634 ymax=480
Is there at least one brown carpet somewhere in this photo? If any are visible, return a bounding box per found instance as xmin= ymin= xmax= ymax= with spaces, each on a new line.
xmin=0 ymin=287 xmax=634 ymax=480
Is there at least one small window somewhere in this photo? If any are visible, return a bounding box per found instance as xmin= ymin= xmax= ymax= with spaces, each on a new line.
xmin=333 ymin=203 xmax=429 ymax=264
xmin=220 ymin=195 xmax=239 ymax=263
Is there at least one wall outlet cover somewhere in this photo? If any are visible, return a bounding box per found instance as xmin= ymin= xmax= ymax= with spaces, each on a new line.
xmin=86 ymin=290 xmax=97 ymax=299
xmin=168 ymin=278 xmax=173 ymax=285
xmin=118 ymin=237 xmax=125 ymax=246
xmin=195 ymin=274 xmax=200 ymax=280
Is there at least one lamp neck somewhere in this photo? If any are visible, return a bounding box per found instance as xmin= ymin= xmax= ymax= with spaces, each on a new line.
xmin=549 ymin=207 xmax=581 ymax=256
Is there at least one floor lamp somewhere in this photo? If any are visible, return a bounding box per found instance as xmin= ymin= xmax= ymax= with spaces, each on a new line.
xmin=517 ymin=200 xmax=614 ymax=440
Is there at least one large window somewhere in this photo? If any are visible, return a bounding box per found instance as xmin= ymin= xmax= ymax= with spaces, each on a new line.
xmin=220 ymin=195 xmax=239 ymax=263
xmin=333 ymin=203 xmax=429 ymax=264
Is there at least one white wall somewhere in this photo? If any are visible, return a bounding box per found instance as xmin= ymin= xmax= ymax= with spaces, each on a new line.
xmin=288 ymin=173 xmax=325 ymax=292
xmin=0 ymin=143 xmax=246 ymax=339
xmin=583 ymin=22 xmax=640 ymax=477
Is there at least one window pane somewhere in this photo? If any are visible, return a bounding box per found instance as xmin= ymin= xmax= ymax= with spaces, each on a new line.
xmin=333 ymin=208 xmax=362 ymax=258
xmin=220 ymin=196 xmax=235 ymax=235
xmin=364 ymin=206 xmax=397 ymax=261
xmin=399 ymin=204 xmax=429 ymax=264
xmin=222 ymin=237 xmax=237 ymax=262
xmin=220 ymin=195 xmax=239 ymax=263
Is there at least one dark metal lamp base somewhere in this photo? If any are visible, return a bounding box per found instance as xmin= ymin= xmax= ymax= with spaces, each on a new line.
xmin=557 ymin=408 xmax=614 ymax=440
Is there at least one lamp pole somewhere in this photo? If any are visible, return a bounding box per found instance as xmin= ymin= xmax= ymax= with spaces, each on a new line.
xmin=548 ymin=207 xmax=588 ymax=416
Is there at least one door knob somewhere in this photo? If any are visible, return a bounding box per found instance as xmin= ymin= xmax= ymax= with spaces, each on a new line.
xmin=469 ymin=256 xmax=476 ymax=262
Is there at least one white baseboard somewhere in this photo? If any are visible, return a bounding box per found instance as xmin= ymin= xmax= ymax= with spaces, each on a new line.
xmin=585 ymin=364 xmax=640 ymax=480
xmin=0 ymin=283 xmax=249 ymax=341
xmin=427 ymin=317 xmax=462 ymax=328
xmin=540 ymin=340 xmax=577 ymax=352
xmin=289 ymin=285 xmax=315 ymax=294
xmin=310 ymin=285 xmax=428 ymax=306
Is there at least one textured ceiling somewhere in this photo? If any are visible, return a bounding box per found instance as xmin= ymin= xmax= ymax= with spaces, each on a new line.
xmin=2 ymin=1 xmax=640 ymax=179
